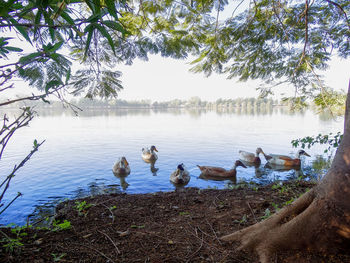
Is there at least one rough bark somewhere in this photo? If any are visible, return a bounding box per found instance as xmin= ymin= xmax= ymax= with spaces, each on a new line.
xmin=221 ymin=80 xmax=350 ymax=263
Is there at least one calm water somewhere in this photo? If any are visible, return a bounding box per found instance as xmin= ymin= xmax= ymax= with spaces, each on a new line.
xmin=0 ymin=107 xmax=343 ymax=226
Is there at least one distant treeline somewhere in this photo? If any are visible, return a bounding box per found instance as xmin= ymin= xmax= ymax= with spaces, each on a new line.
xmin=2 ymin=96 xmax=295 ymax=110
xmin=71 ymin=96 xmax=281 ymax=110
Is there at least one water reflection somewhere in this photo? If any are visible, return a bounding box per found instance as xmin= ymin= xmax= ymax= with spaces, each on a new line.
xmin=150 ymin=161 xmax=159 ymax=176
xmin=0 ymin=106 xmax=342 ymax=226
xmin=243 ymin=162 xmax=267 ymax=178
xmin=142 ymin=159 xmax=159 ymax=176
xmin=199 ymin=173 xmax=237 ymax=184
xmin=113 ymin=172 xmax=130 ymax=190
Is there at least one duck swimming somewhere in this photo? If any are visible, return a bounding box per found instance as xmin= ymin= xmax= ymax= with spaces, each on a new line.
xmin=197 ymin=160 xmax=247 ymax=179
xmin=266 ymin=149 xmax=310 ymax=168
xmin=142 ymin=146 xmax=158 ymax=162
xmin=112 ymin=157 xmax=130 ymax=176
xmin=170 ymin=163 xmax=190 ymax=185
xmin=239 ymin=147 xmax=269 ymax=166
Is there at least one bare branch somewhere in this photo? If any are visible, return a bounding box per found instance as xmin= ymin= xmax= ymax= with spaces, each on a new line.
xmin=0 ymin=84 xmax=67 ymax=107
xmin=0 ymin=140 xmax=45 ymax=208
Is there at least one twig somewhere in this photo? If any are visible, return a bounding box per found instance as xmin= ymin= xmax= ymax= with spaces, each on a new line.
xmin=102 ymin=204 xmax=115 ymax=223
xmin=206 ymin=219 xmax=222 ymax=244
xmin=324 ymin=0 xmax=350 ymax=30
xmin=247 ymin=202 xmax=257 ymax=223
xmin=98 ymin=230 xmax=120 ymax=254
xmin=74 ymin=243 xmax=116 ymax=263
xmin=0 ymin=192 xmax=22 ymax=215
xmin=0 ymin=140 xmax=45 ymax=209
xmin=185 ymin=232 xmax=204 ymax=263
xmin=0 ymin=84 xmax=67 ymax=107
xmin=231 ymin=0 xmax=246 ymax=18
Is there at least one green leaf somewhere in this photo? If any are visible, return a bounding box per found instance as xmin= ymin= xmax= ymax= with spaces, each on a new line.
xmin=86 ymin=13 xmax=101 ymax=23
xmin=94 ymin=24 xmax=115 ymax=54
xmin=19 ymin=52 xmax=42 ymax=63
xmin=60 ymin=10 xmax=75 ymax=25
xmin=101 ymin=20 xmax=126 ymax=34
xmin=5 ymin=46 xmax=23 ymax=52
xmin=92 ymin=0 xmax=101 ymax=13
xmin=9 ymin=18 xmax=32 ymax=44
xmin=65 ymin=67 xmax=71 ymax=85
xmin=43 ymin=11 xmax=55 ymax=41
xmin=104 ymin=0 xmax=118 ymax=19
xmin=48 ymin=41 xmax=64 ymax=52
xmin=34 ymin=10 xmax=42 ymax=36
xmin=83 ymin=27 xmax=94 ymax=59
xmin=45 ymin=80 xmax=61 ymax=93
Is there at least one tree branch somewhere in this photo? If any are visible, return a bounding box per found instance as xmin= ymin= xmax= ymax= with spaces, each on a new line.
xmin=324 ymin=0 xmax=350 ymax=31
xmin=0 ymin=140 xmax=45 ymax=208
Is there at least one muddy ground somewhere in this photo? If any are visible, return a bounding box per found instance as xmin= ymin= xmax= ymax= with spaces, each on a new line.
xmin=1 ymin=181 xmax=349 ymax=262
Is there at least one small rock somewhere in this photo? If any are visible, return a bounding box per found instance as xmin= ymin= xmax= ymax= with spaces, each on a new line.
xmin=117 ymin=230 xmax=130 ymax=237
xmin=34 ymin=238 xmax=43 ymax=245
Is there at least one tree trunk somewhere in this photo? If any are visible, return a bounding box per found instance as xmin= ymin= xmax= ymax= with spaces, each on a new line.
xmin=220 ymin=80 xmax=350 ymax=263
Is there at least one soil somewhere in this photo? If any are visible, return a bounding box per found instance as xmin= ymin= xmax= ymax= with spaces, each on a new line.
xmin=1 ymin=180 xmax=350 ymax=263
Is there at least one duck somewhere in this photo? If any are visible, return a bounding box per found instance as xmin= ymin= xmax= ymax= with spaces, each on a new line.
xmin=170 ymin=163 xmax=190 ymax=185
xmin=197 ymin=160 xmax=247 ymax=179
xmin=266 ymin=149 xmax=310 ymax=168
xmin=239 ymin=147 xmax=269 ymax=166
xmin=142 ymin=145 xmax=158 ymax=162
xmin=112 ymin=157 xmax=130 ymax=176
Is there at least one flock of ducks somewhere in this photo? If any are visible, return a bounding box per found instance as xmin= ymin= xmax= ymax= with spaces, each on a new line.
xmin=112 ymin=146 xmax=311 ymax=187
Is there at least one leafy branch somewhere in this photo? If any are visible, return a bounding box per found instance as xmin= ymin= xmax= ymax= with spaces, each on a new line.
xmin=291 ymin=132 xmax=343 ymax=154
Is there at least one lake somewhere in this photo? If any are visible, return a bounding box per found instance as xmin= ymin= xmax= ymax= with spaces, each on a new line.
xmin=0 ymin=107 xmax=343 ymax=226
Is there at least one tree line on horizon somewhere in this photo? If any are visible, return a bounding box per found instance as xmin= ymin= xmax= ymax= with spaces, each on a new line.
xmin=0 ymin=96 xmax=301 ymax=110
xmin=2 ymin=94 xmax=345 ymax=115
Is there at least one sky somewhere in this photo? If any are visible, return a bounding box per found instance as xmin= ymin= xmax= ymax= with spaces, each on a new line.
xmin=2 ymin=1 xmax=349 ymax=103
xmin=116 ymin=54 xmax=349 ymax=102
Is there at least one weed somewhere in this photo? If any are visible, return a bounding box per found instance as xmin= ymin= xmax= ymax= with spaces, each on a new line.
xmin=130 ymin=224 xmax=145 ymax=229
xmin=1 ymin=237 xmax=24 ymax=253
xmin=179 ymin=211 xmax=190 ymax=216
xmin=271 ymin=203 xmax=280 ymax=212
xmin=52 ymin=253 xmax=67 ymax=262
xmin=52 ymin=220 xmax=71 ymax=231
xmin=260 ymin=208 xmax=271 ymax=220
xmin=74 ymin=201 xmax=93 ymax=216
xmin=0 ymin=225 xmax=29 ymax=254
xmin=234 ymin=214 xmax=248 ymax=224
xmin=283 ymin=197 xmax=296 ymax=206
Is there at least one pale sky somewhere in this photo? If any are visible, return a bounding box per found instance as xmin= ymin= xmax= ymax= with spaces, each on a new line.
xmin=117 ymin=54 xmax=349 ymax=102
xmin=2 ymin=0 xmax=349 ymax=103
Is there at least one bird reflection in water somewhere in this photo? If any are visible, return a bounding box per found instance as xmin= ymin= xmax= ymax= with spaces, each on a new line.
xmin=113 ymin=172 xmax=130 ymax=190
xmin=112 ymin=157 xmax=131 ymax=190
xmin=143 ymin=159 xmax=159 ymax=176
xmin=264 ymin=163 xmax=305 ymax=179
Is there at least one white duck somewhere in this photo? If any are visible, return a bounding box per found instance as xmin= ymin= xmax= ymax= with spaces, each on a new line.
xmin=112 ymin=157 xmax=130 ymax=175
xmin=266 ymin=149 xmax=310 ymax=168
xmin=239 ymin=147 xmax=269 ymax=165
xmin=170 ymin=163 xmax=190 ymax=185
xmin=142 ymin=145 xmax=158 ymax=162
